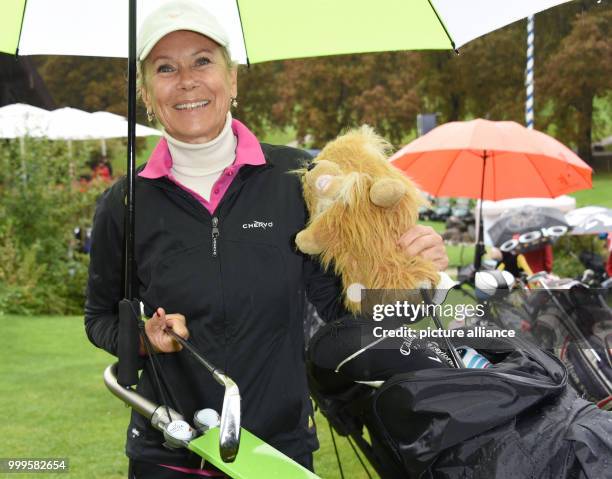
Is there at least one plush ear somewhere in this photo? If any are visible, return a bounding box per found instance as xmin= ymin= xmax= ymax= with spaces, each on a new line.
xmin=295 ymin=227 xmax=325 ymax=255
xmin=369 ymin=178 xmax=407 ymax=208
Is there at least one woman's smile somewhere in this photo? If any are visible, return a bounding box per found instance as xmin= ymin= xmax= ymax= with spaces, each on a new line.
xmin=174 ymin=100 xmax=210 ymax=111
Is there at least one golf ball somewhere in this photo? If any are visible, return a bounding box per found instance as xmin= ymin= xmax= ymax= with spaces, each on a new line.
xmin=194 ymin=408 xmax=220 ymax=429
xmin=165 ymin=420 xmax=194 ymax=441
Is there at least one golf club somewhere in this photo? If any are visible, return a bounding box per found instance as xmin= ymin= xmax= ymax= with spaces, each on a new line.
xmin=166 ymin=329 xmax=241 ymax=463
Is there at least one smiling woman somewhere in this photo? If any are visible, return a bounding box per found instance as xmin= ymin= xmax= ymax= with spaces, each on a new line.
xmin=82 ymin=1 xmax=448 ymax=478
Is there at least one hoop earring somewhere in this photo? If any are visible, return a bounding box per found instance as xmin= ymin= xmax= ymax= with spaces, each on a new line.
xmin=231 ymin=97 xmax=238 ymax=108
xmin=147 ymin=108 xmax=155 ymax=123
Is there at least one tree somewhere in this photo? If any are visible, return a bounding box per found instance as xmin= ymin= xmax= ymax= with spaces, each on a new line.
xmin=36 ymin=56 xmax=147 ymax=121
xmin=234 ymin=61 xmax=286 ymax=139
xmin=265 ymin=52 xmax=423 ymax=147
xmin=418 ymin=51 xmax=468 ymax=123
xmin=539 ymin=9 xmax=612 ymax=163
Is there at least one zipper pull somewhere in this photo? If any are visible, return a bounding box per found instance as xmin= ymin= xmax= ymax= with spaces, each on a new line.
xmin=211 ymin=216 xmax=220 ymax=258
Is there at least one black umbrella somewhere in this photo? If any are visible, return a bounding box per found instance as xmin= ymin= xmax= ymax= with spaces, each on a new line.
xmin=488 ymin=206 xmax=569 ymax=254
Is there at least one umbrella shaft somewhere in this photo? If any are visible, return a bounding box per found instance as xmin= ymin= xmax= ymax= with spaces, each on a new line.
xmin=124 ymin=0 xmax=137 ymax=299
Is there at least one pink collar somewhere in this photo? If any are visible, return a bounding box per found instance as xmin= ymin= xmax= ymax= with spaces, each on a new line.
xmin=139 ymin=119 xmax=266 ymax=179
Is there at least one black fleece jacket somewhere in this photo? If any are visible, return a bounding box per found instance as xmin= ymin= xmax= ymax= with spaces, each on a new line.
xmin=84 ymin=144 xmax=346 ymax=465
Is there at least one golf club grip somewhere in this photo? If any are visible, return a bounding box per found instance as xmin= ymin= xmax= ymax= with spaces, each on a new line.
xmin=166 ymin=329 xmax=217 ymax=373
xmin=420 ymin=289 xmax=465 ymax=368
xmin=430 ymin=314 xmax=466 ymax=369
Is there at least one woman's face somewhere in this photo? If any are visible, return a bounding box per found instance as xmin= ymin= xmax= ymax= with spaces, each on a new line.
xmin=142 ymin=30 xmax=237 ymax=144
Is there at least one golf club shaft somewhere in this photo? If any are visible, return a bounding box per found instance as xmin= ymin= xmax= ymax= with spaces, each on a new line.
xmin=165 ymin=329 xmax=217 ymax=374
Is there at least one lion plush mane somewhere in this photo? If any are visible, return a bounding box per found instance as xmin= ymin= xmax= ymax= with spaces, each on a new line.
xmin=295 ymin=126 xmax=439 ymax=313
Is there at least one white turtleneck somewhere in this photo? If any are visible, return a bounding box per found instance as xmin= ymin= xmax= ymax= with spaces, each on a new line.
xmin=165 ymin=113 xmax=237 ymax=201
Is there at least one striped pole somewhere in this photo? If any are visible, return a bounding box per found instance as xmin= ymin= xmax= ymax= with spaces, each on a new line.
xmin=525 ymin=15 xmax=535 ymax=129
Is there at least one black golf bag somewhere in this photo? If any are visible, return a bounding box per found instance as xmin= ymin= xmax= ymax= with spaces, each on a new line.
xmin=307 ymin=316 xmax=612 ymax=479
xmin=455 ymin=270 xmax=612 ymax=409
xmin=525 ymin=279 xmax=612 ymax=408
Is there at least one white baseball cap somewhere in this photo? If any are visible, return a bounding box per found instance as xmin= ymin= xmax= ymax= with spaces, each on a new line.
xmin=137 ymin=0 xmax=230 ymax=61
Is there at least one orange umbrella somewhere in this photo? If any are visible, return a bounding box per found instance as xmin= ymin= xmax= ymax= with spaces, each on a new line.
xmin=390 ymin=119 xmax=592 ymax=269
xmin=391 ymin=119 xmax=591 ymax=200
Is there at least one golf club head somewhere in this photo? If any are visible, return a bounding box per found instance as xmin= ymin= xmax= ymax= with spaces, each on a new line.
xmin=214 ymin=370 xmax=241 ymax=462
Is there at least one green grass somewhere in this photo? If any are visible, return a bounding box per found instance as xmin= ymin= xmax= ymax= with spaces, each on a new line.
xmin=568 ymin=172 xmax=612 ymax=208
xmin=0 ymin=316 xmax=376 ymax=479
xmin=260 ymin=126 xmax=298 ymax=146
xmin=0 ymin=316 xmax=127 ymax=479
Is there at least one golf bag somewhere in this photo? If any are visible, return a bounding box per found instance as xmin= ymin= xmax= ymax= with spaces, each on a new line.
xmin=456 ymin=270 xmax=612 ymax=409
xmin=525 ymin=278 xmax=612 ymax=408
xmin=307 ymin=316 xmax=612 ymax=479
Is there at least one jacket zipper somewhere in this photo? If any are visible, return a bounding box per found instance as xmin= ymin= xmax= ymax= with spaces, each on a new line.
xmin=212 ymin=216 xmax=220 ymax=258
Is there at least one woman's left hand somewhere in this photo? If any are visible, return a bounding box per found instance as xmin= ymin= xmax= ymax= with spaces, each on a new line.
xmin=398 ymin=225 xmax=449 ymax=271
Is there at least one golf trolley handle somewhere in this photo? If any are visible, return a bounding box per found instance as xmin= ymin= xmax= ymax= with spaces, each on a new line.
xmin=103 ymin=363 xmax=184 ymax=429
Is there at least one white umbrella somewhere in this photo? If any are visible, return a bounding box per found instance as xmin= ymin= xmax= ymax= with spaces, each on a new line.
xmin=0 ymin=104 xmax=161 ymax=160
xmin=0 ymin=103 xmax=50 ymax=138
xmin=0 ymin=104 xmax=161 ymax=140
xmin=47 ymin=107 xmax=161 ymax=140
xmin=90 ymin=111 xmax=161 ymax=139
xmin=566 ymin=206 xmax=612 ymax=235
xmin=91 ymin=111 xmax=161 ymax=156
xmin=566 ymin=206 xmax=610 ymax=227
xmin=46 ymin=107 xmax=102 ymax=140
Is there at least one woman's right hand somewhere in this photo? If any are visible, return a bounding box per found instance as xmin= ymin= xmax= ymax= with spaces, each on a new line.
xmin=140 ymin=307 xmax=189 ymax=354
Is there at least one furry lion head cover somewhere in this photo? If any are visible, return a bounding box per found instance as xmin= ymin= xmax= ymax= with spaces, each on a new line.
xmin=295 ymin=126 xmax=439 ymax=313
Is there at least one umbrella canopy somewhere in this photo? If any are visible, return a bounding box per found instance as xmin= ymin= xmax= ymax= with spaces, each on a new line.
xmin=488 ymin=206 xmax=569 ymax=253
xmin=48 ymin=107 xmax=163 ymax=140
xmin=0 ymin=0 xmax=572 ymax=63
xmin=566 ymin=206 xmax=609 ymax=226
xmin=0 ymin=104 xmax=161 ymax=140
xmin=567 ymin=207 xmax=612 ymax=235
xmin=91 ymin=111 xmax=162 ymax=139
xmin=0 ymin=103 xmax=50 ymax=138
xmin=390 ymin=119 xmax=592 ymax=201
xmin=46 ymin=107 xmax=107 ymax=140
